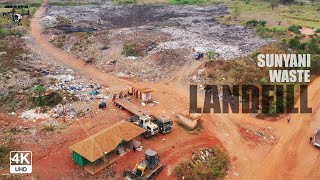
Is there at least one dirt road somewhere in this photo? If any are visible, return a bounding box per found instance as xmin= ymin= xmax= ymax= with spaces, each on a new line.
xmin=28 ymin=0 xmax=320 ymax=179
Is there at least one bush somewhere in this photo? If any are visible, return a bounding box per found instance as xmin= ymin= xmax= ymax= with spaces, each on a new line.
xmin=0 ymin=145 xmax=14 ymax=168
xmin=173 ymin=147 xmax=228 ymax=180
xmin=315 ymin=28 xmax=320 ymax=33
xmin=245 ymin=20 xmax=267 ymax=27
xmin=245 ymin=19 xmax=259 ymax=27
xmin=112 ymin=0 xmax=135 ymax=5
xmin=122 ymin=43 xmax=144 ymax=57
xmin=311 ymin=55 xmax=320 ymax=74
xmin=258 ymin=20 xmax=267 ymax=27
xmin=306 ymin=38 xmax=320 ymax=54
xmin=256 ymin=27 xmax=286 ymax=38
xmin=288 ymin=25 xmax=302 ymax=34
xmin=280 ymin=0 xmax=294 ymax=4
xmin=288 ymin=36 xmax=301 ymax=49
xmin=206 ymin=50 xmax=217 ymax=60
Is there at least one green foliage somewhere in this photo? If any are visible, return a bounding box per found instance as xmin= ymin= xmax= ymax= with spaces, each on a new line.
xmin=311 ymin=55 xmax=320 ymax=74
xmin=287 ymin=36 xmax=320 ymax=54
xmin=206 ymin=50 xmax=217 ymax=60
xmin=49 ymin=2 xmax=99 ymax=6
xmin=122 ymin=43 xmax=143 ymax=57
xmin=0 ymin=145 xmax=14 ymax=168
xmin=256 ymin=27 xmax=286 ymax=38
xmin=0 ymin=28 xmax=22 ymax=37
xmin=170 ymin=0 xmax=220 ymax=5
xmin=306 ymin=38 xmax=320 ymax=54
xmin=7 ymin=100 xmax=18 ymax=112
xmin=280 ymin=0 xmax=295 ymax=4
xmin=245 ymin=19 xmax=258 ymax=27
xmin=315 ymin=28 xmax=320 ymax=33
xmin=245 ymin=19 xmax=267 ymax=27
xmin=288 ymin=25 xmax=302 ymax=34
xmin=173 ymin=147 xmax=228 ymax=180
xmin=112 ymin=0 xmax=136 ymax=5
xmin=34 ymin=85 xmax=46 ymax=108
xmin=288 ymin=36 xmax=301 ymax=48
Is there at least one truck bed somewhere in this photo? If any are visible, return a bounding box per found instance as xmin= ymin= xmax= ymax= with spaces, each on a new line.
xmin=114 ymin=98 xmax=150 ymax=117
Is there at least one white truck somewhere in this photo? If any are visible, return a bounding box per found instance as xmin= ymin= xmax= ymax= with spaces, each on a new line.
xmin=128 ymin=115 xmax=159 ymax=137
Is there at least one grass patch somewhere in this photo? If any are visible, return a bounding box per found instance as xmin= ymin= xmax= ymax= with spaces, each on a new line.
xmin=226 ymin=1 xmax=320 ymax=29
xmin=173 ymin=147 xmax=228 ymax=180
xmin=170 ymin=0 xmax=225 ymax=5
xmin=122 ymin=43 xmax=144 ymax=57
xmin=112 ymin=0 xmax=136 ymax=5
xmin=256 ymin=26 xmax=287 ymax=38
xmin=0 ymin=0 xmax=43 ymax=8
xmin=48 ymin=2 xmax=99 ymax=6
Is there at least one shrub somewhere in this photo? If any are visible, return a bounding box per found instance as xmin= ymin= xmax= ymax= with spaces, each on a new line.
xmin=122 ymin=43 xmax=144 ymax=57
xmin=173 ymin=147 xmax=228 ymax=180
xmin=306 ymin=38 xmax=320 ymax=54
xmin=206 ymin=50 xmax=217 ymax=60
xmin=311 ymin=55 xmax=320 ymax=74
xmin=113 ymin=0 xmax=135 ymax=5
xmin=258 ymin=20 xmax=267 ymax=27
xmin=288 ymin=36 xmax=301 ymax=49
xmin=245 ymin=19 xmax=259 ymax=27
xmin=280 ymin=0 xmax=294 ymax=4
xmin=246 ymin=20 xmax=267 ymax=27
xmin=256 ymin=27 xmax=286 ymax=38
xmin=288 ymin=25 xmax=302 ymax=34
xmin=315 ymin=28 xmax=320 ymax=33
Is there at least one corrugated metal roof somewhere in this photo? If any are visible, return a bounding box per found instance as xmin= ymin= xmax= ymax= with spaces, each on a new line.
xmin=69 ymin=120 xmax=146 ymax=162
xmin=129 ymin=84 xmax=153 ymax=93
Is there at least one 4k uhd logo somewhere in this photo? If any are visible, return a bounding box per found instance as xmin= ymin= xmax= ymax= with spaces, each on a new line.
xmin=10 ymin=151 xmax=32 ymax=173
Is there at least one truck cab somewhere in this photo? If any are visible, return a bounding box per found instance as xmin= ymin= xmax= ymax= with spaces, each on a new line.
xmin=154 ymin=116 xmax=173 ymax=134
xmin=138 ymin=115 xmax=159 ymax=137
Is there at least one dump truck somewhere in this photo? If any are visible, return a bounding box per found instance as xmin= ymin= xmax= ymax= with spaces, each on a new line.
xmin=313 ymin=128 xmax=320 ymax=147
xmin=124 ymin=149 xmax=163 ymax=180
xmin=151 ymin=115 xmax=173 ymax=134
xmin=114 ymin=98 xmax=172 ymax=137
xmin=128 ymin=115 xmax=159 ymax=137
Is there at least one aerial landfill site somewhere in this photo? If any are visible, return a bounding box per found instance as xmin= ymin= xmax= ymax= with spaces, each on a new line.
xmin=0 ymin=0 xmax=320 ymax=179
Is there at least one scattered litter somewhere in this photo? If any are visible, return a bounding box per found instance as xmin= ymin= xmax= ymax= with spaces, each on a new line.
xmin=19 ymin=109 xmax=50 ymax=120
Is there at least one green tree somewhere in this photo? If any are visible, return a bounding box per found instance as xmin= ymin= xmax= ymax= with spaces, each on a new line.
xmin=34 ymin=85 xmax=46 ymax=111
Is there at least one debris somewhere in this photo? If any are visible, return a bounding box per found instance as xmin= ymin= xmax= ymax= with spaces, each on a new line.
xmin=99 ymin=102 xmax=107 ymax=109
xmin=19 ymin=109 xmax=50 ymax=120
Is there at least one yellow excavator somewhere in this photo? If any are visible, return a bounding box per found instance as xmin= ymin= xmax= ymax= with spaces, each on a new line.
xmin=124 ymin=149 xmax=163 ymax=180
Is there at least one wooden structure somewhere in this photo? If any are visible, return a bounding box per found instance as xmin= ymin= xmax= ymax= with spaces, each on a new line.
xmin=128 ymin=84 xmax=153 ymax=102
xmin=69 ymin=120 xmax=145 ymax=174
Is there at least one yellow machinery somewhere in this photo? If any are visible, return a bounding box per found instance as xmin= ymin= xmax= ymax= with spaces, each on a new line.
xmin=124 ymin=149 xmax=163 ymax=180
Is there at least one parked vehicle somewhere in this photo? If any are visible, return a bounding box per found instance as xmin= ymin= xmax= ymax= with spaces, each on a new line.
xmin=124 ymin=149 xmax=163 ymax=180
xmin=152 ymin=115 xmax=173 ymax=134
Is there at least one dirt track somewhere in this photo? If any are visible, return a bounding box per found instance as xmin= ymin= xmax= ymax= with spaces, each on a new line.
xmin=27 ymin=0 xmax=320 ymax=179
